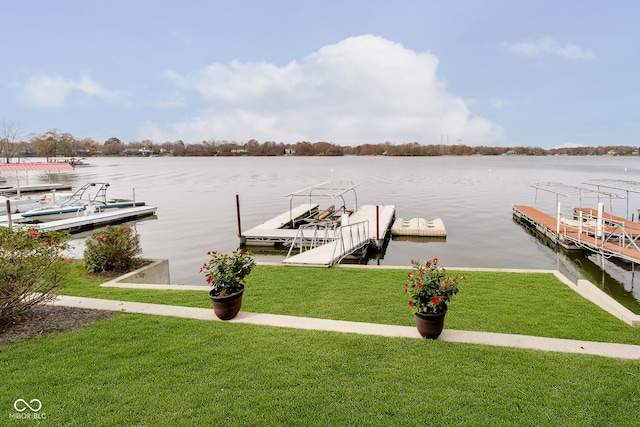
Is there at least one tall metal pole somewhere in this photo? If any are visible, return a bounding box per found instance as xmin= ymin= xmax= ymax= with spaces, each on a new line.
xmin=236 ymin=194 xmax=243 ymax=242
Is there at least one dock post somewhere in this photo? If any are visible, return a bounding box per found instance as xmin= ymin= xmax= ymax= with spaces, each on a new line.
xmin=236 ymin=194 xmax=244 ymax=244
xmin=596 ymin=202 xmax=604 ymax=241
xmin=555 ymin=202 xmax=561 ymax=244
xmin=376 ymin=205 xmax=380 ymax=241
xmin=5 ymin=200 xmax=11 ymax=227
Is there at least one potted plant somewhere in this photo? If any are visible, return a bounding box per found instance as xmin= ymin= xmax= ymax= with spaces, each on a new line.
xmin=200 ymin=249 xmax=255 ymax=320
xmin=404 ymin=258 xmax=464 ymax=339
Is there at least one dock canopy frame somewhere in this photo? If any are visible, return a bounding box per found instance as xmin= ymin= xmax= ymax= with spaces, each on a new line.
xmin=531 ymin=182 xmax=625 ymax=214
xmin=283 ymin=181 xmax=359 ymax=222
xmin=583 ymin=179 xmax=640 ymax=220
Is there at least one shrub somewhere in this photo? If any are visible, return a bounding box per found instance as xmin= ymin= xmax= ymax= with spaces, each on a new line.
xmin=84 ymin=225 xmax=142 ymax=273
xmin=0 ymin=226 xmax=71 ymax=326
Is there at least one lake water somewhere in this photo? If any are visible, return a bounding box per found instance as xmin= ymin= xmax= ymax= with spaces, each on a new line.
xmin=16 ymin=155 xmax=640 ymax=310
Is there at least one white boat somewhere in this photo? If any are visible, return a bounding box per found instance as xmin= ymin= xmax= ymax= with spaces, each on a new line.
xmin=18 ymin=182 xmax=145 ymax=223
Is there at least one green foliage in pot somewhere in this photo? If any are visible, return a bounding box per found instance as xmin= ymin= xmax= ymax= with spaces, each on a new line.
xmin=404 ymin=257 xmax=464 ymax=314
xmin=0 ymin=226 xmax=71 ymax=325
xmin=199 ymin=249 xmax=255 ymax=296
xmin=84 ymin=225 xmax=142 ymax=273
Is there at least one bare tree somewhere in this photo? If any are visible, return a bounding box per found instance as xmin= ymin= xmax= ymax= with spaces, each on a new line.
xmin=0 ymin=120 xmax=23 ymax=163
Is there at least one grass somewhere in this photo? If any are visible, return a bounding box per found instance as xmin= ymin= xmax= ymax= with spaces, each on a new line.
xmin=1 ymin=315 xmax=639 ymax=426
xmin=60 ymin=262 xmax=640 ymax=345
xmin=2 ymin=261 xmax=639 ymax=425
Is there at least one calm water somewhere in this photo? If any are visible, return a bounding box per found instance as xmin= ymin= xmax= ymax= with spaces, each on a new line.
xmin=17 ymin=155 xmax=640 ymax=310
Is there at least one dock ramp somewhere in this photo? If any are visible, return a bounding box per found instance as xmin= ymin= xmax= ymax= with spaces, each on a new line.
xmin=283 ymin=221 xmax=370 ymax=266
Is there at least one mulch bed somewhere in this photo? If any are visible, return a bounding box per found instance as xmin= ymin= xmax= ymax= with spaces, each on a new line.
xmin=0 ymin=305 xmax=116 ymax=345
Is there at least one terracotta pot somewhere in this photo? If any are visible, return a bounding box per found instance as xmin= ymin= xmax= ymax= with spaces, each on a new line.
xmin=414 ymin=305 xmax=447 ymax=339
xmin=209 ymin=285 xmax=244 ymax=320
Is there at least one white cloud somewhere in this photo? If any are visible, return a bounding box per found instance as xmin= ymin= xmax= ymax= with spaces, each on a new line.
xmin=504 ymin=37 xmax=595 ymax=60
xmin=146 ymin=35 xmax=505 ymax=145
xmin=17 ymin=73 xmax=122 ymax=107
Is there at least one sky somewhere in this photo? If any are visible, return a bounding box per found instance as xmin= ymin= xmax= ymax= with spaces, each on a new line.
xmin=1 ymin=1 xmax=638 ymax=148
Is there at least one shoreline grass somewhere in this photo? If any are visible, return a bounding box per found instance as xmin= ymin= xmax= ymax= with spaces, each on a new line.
xmin=59 ymin=263 xmax=640 ymax=345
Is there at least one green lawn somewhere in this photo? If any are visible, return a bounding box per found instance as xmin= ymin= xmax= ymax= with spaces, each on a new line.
xmin=1 ymin=262 xmax=639 ymax=426
xmin=60 ymin=263 xmax=640 ymax=345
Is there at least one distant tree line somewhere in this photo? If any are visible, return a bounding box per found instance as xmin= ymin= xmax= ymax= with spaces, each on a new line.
xmin=1 ymin=127 xmax=638 ymax=162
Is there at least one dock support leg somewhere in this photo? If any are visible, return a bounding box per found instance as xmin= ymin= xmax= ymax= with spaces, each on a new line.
xmin=5 ymin=200 xmax=11 ymax=227
xmin=236 ymin=194 xmax=244 ymax=244
xmin=376 ymin=205 xmax=380 ymax=241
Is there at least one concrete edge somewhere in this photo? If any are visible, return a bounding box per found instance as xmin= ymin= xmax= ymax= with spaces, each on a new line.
xmin=48 ymin=295 xmax=640 ymax=360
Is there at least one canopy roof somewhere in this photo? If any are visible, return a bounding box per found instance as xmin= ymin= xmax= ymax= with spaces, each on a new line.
xmin=0 ymin=162 xmax=74 ymax=172
xmin=531 ymin=182 xmax=625 ymax=199
xmin=583 ymin=179 xmax=640 ymax=194
xmin=283 ymin=181 xmax=359 ymax=199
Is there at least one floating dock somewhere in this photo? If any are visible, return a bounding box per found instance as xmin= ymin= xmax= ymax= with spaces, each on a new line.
xmin=391 ymin=217 xmax=446 ymax=237
xmin=0 ymin=205 xmax=157 ymax=233
xmin=283 ymin=204 xmax=396 ymax=266
xmin=238 ymin=181 xmax=396 ymax=266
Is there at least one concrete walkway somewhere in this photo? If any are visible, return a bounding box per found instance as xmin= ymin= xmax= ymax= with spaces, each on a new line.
xmin=50 ymin=295 xmax=640 ymax=361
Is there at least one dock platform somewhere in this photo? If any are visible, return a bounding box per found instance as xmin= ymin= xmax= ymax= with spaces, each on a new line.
xmin=0 ymin=205 xmax=157 ymax=233
xmin=283 ymin=204 xmax=395 ymax=266
xmin=513 ymin=204 xmax=640 ymax=264
xmin=241 ymin=204 xmax=319 ymax=245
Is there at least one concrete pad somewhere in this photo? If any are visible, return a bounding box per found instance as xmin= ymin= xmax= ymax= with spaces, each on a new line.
xmin=49 ymin=295 xmax=640 ymax=361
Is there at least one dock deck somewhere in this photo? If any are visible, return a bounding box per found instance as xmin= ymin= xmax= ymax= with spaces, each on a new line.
xmin=283 ymin=204 xmax=395 ymax=266
xmin=241 ymin=204 xmax=319 ymax=245
xmin=0 ymin=205 xmax=157 ymax=233
xmin=513 ymin=204 xmax=640 ymax=264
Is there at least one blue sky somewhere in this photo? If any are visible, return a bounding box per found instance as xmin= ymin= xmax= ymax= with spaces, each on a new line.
xmin=1 ymin=1 xmax=638 ymax=148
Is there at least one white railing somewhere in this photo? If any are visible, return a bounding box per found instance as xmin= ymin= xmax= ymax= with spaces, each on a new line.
xmin=285 ymin=220 xmax=370 ymax=265
xmin=286 ymin=221 xmax=338 ymax=258
xmin=557 ymin=210 xmax=640 ymax=256
xmin=329 ymin=220 xmax=370 ymax=265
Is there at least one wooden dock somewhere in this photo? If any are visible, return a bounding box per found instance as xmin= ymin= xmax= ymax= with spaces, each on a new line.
xmin=513 ymin=204 xmax=640 ymax=264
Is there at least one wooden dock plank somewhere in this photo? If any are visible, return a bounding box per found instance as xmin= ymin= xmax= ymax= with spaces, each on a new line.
xmin=513 ymin=204 xmax=640 ymax=264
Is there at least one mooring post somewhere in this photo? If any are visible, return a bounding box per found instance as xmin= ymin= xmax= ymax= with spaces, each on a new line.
xmin=376 ymin=205 xmax=380 ymax=241
xmin=6 ymin=200 xmax=11 ymax=227
xmin=236 ymin=194 xmax=243 ymax=242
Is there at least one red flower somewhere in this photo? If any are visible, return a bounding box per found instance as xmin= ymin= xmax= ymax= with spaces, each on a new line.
xmin=410 ymin=259 xmax=414 ymax=264
xmin=407 ymin=272 xmax=412 ymax=278
xmin=62 ymin=259 xmax=69 ymax=264
xmin=426 ymin=261 xmax=431 ymax=267
xmin=433 ymin=258 xmax=438 ymax=264
xmin=44 ymin=237 xmax=53 ymax=244
xmin=206 ymin=277 xmax=213 ymax=284
xmin=408 ymin=301 xmax=415 ymax=307
xmin=445 ymin=283 xmax=450 ymax=289
xmin=432 ymin=297 xmax=440 ymax=305
xmin=417 ymin=282 xmax=423 ymax=288
xmin=29 ymin=230 xmax=38 ymax=237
